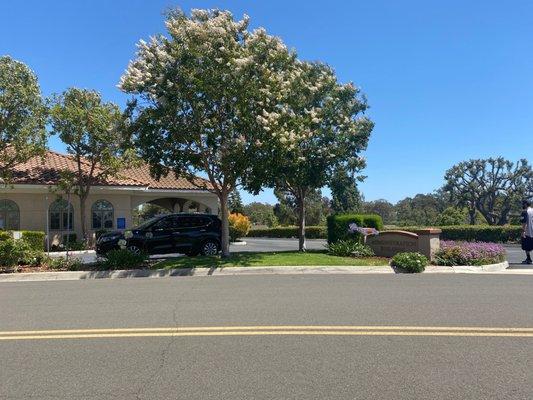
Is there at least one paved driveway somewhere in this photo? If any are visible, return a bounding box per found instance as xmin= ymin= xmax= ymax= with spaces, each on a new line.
xmin=233 ymin=237 xmax=327 ymax=252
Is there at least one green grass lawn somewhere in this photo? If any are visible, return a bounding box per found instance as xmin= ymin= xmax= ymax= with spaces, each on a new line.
xmin=153 ymin=251 xmax=390 ymax=269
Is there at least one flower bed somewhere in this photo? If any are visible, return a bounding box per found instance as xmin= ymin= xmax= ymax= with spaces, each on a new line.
xmin=434 ymin=241 xmax=506 ymax=266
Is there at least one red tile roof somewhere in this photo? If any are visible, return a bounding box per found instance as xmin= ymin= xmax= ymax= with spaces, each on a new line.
xmin=9 ymin=151 xmax=212 ymax=191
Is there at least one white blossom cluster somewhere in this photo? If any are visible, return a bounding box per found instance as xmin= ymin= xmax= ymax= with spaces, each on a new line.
xmin=119 ymin=8 xmax=370 ymax=169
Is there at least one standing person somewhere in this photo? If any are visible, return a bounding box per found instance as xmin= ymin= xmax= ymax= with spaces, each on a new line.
xmin=521 ymin=199 xmax=533 ymax=264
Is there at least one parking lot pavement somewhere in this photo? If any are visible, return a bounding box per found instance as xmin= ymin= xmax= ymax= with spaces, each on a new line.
xmin=505 ymin=244 xmax=528 ymax=268
xmin=233 ymin=237 xmax=327 ymax=253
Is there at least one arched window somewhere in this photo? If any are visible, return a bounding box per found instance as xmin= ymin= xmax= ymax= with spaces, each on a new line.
xmin=49 ymin=199 xmax=74 ymax=231
xmin=0 ymin=199 xmax=20 ymax=230
xmin=92 ymin=200 xmax=114 ymax=229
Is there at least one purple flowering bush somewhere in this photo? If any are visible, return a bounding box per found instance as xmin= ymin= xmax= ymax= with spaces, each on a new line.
xmin=434 ymin=241 xmax=506 ymax=266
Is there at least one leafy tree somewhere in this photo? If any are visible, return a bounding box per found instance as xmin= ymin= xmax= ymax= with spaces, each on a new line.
xmin=435 ymin=207 xmax=467 ymax=226
xmin=444 ymin=158 xmax=533 ymax=225
xmin=274 ymin=188 xmax=331 ymax=227
xmin=362 ymin=199 xmax=396 ymax=225
xmin=261 ymin=61 xmax=373 ymax=251
xmin=50 ymin=88 xmax=136 ymax=241
xmin=330 ymin=167 xmax=362 ymax=213
xmin=395 ymin=193 xmax=444 ymax=226
xmin=228 ymin=189 xmax=244 ymax=214
xmin=243 ymin=202 xmax=277 ymax=227
xmin=132 ymin=203 xmax=168 ymax=226
xmin=0 ymin=56 xmax=47 ymax=183
xmin=120 ymin=9 xmax=294 ymax=257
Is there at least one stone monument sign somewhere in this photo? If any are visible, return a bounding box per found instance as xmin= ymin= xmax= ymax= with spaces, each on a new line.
xmin=366 ymin=229 xmax=441 ymax=260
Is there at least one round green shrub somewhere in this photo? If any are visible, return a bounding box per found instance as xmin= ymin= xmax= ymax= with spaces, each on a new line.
xmin=327 ymin=240 xmax=375 ymax=258
xmin=391 ymin=252 xmax=429 ymax=273
xmin=100 ymin=249 xmax=148 ymax=270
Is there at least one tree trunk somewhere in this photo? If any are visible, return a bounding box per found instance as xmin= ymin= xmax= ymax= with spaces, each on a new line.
xmin=468 ymin=207 xmax=476 ymax=225
xmin=79 ymin=193 xmax=88 ymax=243
xmin=297 ymin=194 xmax=306 ymax=252
xmin=219 ymin=190 xmax=230 ymax=258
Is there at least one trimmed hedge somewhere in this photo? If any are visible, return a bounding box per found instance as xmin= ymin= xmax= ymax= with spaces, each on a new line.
xmin=21 ymin=231 xmax=46 ymax=251
xmin=0 ymin=231 xmax=11 ymax=241
xmin=247 ymin=226 xmax=327 ymax=239
xmin=389 ymin=225 xmax=522 ymax=243
xmin=326 ymin=214 xmax=384 ymax=244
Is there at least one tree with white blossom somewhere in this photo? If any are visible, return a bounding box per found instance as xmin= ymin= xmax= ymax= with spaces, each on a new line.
xmin=119 ymin=9 xmax=294 ymax=257
xmin=259 ymin=61 xmax=373 ymax=251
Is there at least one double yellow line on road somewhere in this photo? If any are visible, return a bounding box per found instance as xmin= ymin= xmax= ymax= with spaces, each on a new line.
xmin=1 ymin=325 xmax=533 ymax=341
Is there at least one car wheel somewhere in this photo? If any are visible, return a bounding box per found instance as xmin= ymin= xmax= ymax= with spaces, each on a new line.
xmin=128 ymin=245 xmax=142 ymax=255
xmin=201 ymin=240 xmax=219 ymax=256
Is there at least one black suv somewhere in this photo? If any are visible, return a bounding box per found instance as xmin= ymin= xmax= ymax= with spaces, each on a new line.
xmin=96 ymin=214 xmax=222 ymax=257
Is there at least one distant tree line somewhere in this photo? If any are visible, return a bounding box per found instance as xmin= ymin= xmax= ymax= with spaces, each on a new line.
xmin=230 ymin=157 xmax=532 ymax=228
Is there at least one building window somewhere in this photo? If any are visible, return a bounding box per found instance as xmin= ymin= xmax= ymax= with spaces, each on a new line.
xmin=49 ymin=199 xmax=74 ymax=231
xmin=92 ymin=200 xmax=114 ymax=230
xmin=0 ymin=199 xmax=20 ymax=230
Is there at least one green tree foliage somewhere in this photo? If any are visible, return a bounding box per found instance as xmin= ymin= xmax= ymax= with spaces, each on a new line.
xmin=435 ymin=207 xmax=468 ymax=226
xmin=330 ymin=167 xmax=362 ymax=214
xmin=261 ymin=61 xmax=373 ymax=251
xmin=50 ymin=88 xmax=136 ymax=241
xmin=132 ymin=203 xmax=169 ymax=226
xmin=395 ymin=193 xmax=444 ymax=226
xmin=120 ymin=9 xmax=294 ymax=257
xmin=0 ymin=56 xmax=47 ymax=183
xmin=274 ymin=188 xmax=331 ymax=227
xmin=228 ymin=189 xmax=244 ymax=214
xmin=444 ymin=158 xmax=533 ymax=225
xmin=362 ymin=199 xmax=396 ymax=225
xmin=243 ymin=202 xmax=277 ymax=227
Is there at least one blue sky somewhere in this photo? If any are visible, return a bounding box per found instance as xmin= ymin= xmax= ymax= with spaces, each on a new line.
xmin=2 ymin=0 xmax=532 ymax=204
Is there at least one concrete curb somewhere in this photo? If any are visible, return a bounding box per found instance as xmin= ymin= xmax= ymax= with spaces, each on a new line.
xmin=0 ymin=261 xmax=529 ymax=283
xmin=452 ymin=261 xmax=509 ymax=273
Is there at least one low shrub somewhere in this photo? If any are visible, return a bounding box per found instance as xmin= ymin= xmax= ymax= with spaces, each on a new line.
xmin=327 ymin=214 xmax=384 ymax=244
xmin=229 ymin=213 xmax=252 ymax=242
xmin=100 ymin=249 xmax=148 ymax=270
xmin=48 ymin=257 xmax=82 ymax=271
xmin=327 ymin=240 xmax=375 ymax=258
xmin=0 ymin=239 xmax=28 ymax=267
xmin=389 ymin=225 xmax=522 ymax=243
xmin=391 ymin=252 xmax=429 ymax=273
xmin=247 ymin=226 xmax=327 ymax=239
xmin=0 ymin=231 xmax=11 ymax=241
xmin=434 ymin=241 xmax=506 ymax=266
xmin=21 ymin=231 xmax=45 ymax=251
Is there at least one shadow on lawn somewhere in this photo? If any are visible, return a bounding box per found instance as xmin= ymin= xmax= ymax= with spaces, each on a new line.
xmin=153 ymin=251 xmax=271 ymax=270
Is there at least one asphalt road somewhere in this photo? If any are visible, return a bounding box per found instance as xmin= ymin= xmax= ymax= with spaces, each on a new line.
xmin=1 ymin=274 xmax=533 ymax=399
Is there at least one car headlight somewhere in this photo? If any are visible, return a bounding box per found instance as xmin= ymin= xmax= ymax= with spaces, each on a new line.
xmin=124 ymin=230 xmax=133 ymax=239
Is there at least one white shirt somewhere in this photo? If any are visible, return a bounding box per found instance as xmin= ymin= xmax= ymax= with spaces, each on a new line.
xmin=523 ymin=207 xmax=533 ymax=238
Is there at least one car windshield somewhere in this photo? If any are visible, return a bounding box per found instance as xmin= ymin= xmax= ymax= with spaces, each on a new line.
xmin=135 ymin=216 xmax=165 ymax=230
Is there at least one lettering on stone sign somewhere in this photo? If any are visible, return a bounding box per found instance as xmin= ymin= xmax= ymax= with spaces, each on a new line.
xmin=366 ymin=231 xmax=419 ymax=257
